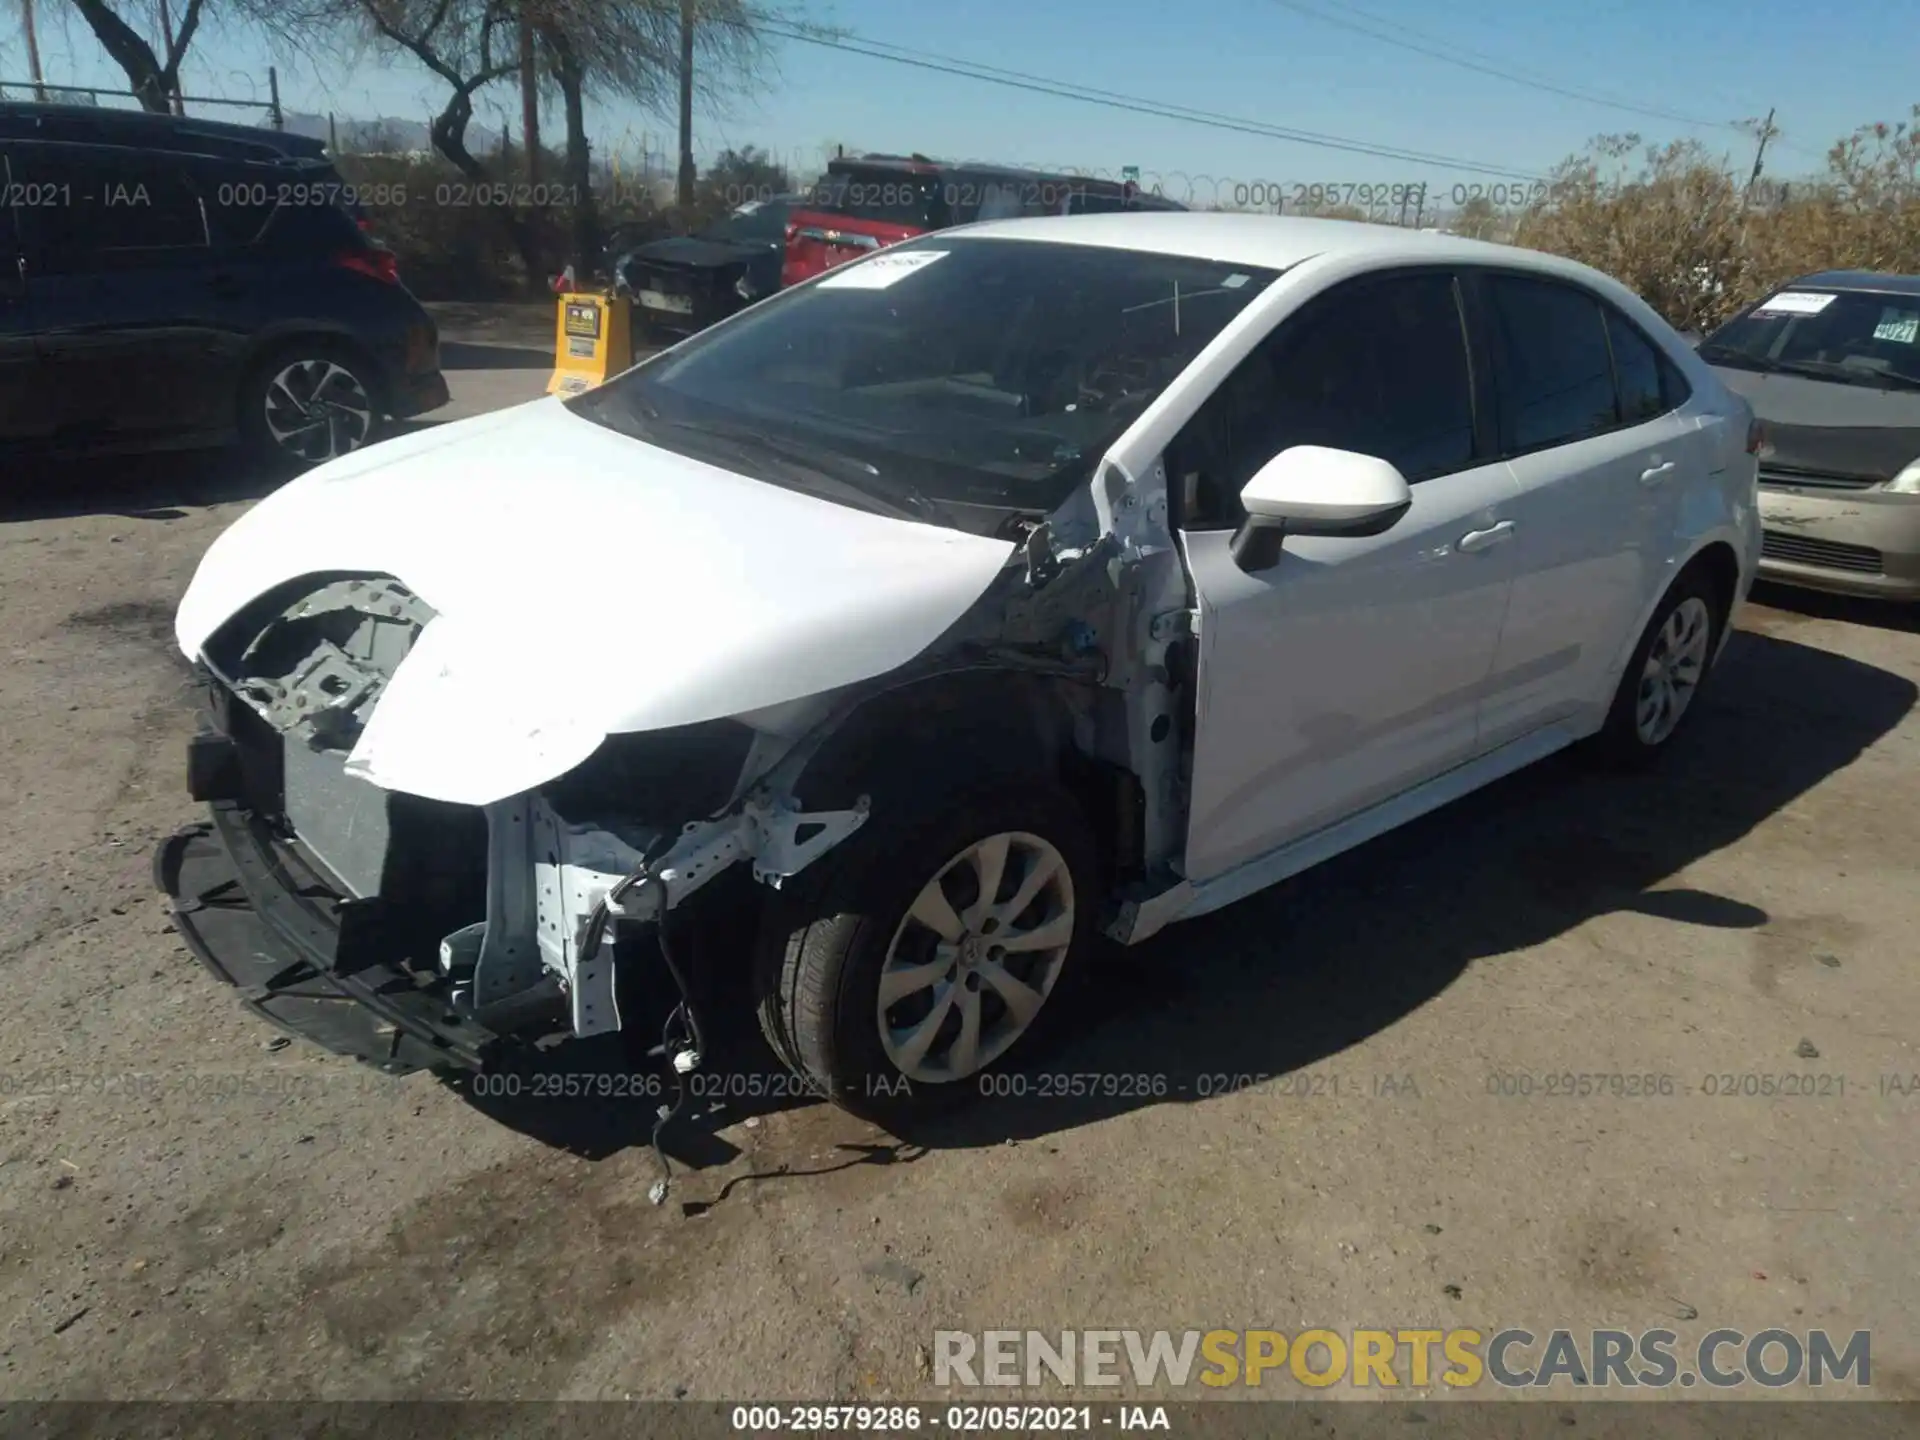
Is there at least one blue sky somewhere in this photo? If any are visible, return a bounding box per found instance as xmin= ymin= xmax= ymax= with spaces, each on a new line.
xmin=16 ymin=0 xmax=1915 ymax=198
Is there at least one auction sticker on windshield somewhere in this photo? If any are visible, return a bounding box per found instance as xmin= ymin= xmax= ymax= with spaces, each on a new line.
xmin=818 ymin=250 xmax=950 ymax=290
xmin=1754 ymin=291 xmax=1837 ymax=316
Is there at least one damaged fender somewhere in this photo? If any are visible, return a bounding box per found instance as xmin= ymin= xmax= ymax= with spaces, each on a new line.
xmin=174 ymin=399 xmax=1020 ymax=805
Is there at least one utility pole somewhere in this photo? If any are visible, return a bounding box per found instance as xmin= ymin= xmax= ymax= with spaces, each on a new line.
xmin=21 ymin=0 xmax=49 ymax=102
xmin=519 ymin=6 xmax=540 ymax=183
xmin=1743 ymin=106 xmax=1778 ymax=210
xmin=677 ymin=0 xmax=696 ymax=210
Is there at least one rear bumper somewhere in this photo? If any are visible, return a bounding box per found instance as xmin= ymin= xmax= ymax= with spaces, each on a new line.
xmin=155 ymin=801 xmax=502 ymax=1075
xmin=624 ymin=265 xmax=742 ymax=338
xmin=1757 ymin=487 xmax=1920 ymax=601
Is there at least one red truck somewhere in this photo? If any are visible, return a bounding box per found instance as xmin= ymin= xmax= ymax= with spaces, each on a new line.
xmin=781 ymin=153 xmax=1185 ymax=287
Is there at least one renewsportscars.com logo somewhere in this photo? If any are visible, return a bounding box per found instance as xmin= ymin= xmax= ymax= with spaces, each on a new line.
xmin=933 ymin=1328 xmax=1872 ymax=1390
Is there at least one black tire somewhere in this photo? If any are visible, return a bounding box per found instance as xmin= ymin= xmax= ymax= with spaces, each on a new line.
xmin=1591 ymin=568 xmax=1726 ymax=767
xmin=239 ymin=341 xmax=384 ymax=468
xmin=755 ymin=780 xmax=1100 ymax=1125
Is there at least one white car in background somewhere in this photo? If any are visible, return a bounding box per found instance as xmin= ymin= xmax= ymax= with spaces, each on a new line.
xmin=160 ymin=214 xmax=1762 ymax=1126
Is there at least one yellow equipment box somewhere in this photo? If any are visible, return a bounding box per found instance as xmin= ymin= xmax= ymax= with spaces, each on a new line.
xmin=547 ymin=292 xmax=634 ymax=397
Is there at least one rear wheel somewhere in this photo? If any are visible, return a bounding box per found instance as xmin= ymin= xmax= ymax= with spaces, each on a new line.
xmin=1593 ymin=570 xmax=1724 ymax=765
xmin=240 ymin=344 xmax=382 ymax=466
xmin=756 ymin=781 xmax=1098 ymax=1124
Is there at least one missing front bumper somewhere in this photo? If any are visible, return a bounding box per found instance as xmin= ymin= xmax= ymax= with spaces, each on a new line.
xmin=155 ymin=804 xmax=509 ymax=1074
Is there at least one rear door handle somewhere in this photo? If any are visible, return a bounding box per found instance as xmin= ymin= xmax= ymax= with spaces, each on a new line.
xmin=1458 ymin=520 xmax=1516 ymax=553
xmin=206 ymin=272 xmax=246 ymax=298
xmin=1640 ymin=461 xmax=1676 ymax=485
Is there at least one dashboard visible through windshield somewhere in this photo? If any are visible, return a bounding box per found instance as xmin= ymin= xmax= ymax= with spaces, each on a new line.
xmin=567 ymin=237 xmax=1279 ymax=521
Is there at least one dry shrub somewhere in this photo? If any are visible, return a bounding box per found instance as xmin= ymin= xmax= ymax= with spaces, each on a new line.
xmin=1517 ymin=108 xmax=1920 ymax=332
xmin=332 ymin=153 xmax=558 ymax=300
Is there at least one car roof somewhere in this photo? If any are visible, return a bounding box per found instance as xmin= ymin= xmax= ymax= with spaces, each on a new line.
xmin=942 ymin=211 xmax=1590 ymax=276
xmin=1786 ymin=269 xmax=1920 ymax=297
xmin=0 ymin=101 xmax=327 ymax=162
xmin=833 ymin=153 xmax=1142 ymax=188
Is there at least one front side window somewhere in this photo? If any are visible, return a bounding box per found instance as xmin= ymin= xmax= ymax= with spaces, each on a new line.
xmin=1700 ymin=288 xmax=1920 ymax=388
xmin=569 ymin=237 xmax=1278 ymax=520
xmin=1485 ymin=273 xmax=1619 ymax=453
xmin=1168 ymin=271 xmax=1477 ymax=528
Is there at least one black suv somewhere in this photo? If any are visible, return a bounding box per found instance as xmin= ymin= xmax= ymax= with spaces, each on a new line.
xmin=0 ymin=103 xmax=449 ymax=465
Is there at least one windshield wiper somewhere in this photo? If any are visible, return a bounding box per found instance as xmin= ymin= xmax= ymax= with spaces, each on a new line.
xmin=643 ymin=414 xmax=936 ymax=522
xmin=1748 ymin=357 xmax=1920 ymax=391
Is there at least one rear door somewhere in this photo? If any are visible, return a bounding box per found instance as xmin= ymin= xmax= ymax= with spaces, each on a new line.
xmin=12 ymin=141 xmax=230 ymax=443
xmin=1468 ymin=270 xmax=1703 ymax=749
xmin=0 ymin=144 xmax=52 ymax=443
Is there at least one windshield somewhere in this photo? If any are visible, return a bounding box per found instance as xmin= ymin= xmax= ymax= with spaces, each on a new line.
xmin=712 ymin=200 xmax=789 ymax=243
xmin=1701 ymin=288 xmax=1920 ymax=387
xmin=568 ymin=237 xmax=1279 ymax=517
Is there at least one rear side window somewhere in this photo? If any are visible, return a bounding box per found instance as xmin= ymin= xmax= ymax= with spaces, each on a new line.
xmin=254 ymin=198 xmax=365 ymax=256
xmin=1485 ymin=274 xmax=1618 ymax=453
xmin=1169 ymin=271 xmax=1478 ymax=528
xmin=1606 ymin=309 xmax=1667 ymax=423
xmin=1605 ymin=306 xmax=1692 ymax=420
xmin=14 ymin=145 xmax=207 ymax=268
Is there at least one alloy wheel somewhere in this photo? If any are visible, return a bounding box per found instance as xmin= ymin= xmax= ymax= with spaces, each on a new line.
xmin=1635 ymin=595 xmax=1712 ymax=746
xmin=876 ymin=830 xmax=1076 ymax=1084
xmin=263 ymin=358 xmax=374 ymax=463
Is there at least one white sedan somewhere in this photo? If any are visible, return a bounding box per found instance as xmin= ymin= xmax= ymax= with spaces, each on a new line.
xmin=160 ymin=213 xmax=1762 ymax=1124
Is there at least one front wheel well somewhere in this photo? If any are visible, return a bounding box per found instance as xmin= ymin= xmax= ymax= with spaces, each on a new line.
xmin=791 ymin=668 xmax=1136 ymax=890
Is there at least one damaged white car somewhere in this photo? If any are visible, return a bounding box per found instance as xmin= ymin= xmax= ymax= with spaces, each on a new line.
xmin=159 ymin=214 xmax=1761 ymax=1122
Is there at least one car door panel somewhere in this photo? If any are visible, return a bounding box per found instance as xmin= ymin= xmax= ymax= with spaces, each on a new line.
xmin=13 ymin=142 xmax=227 ymax=442
xmin=1182 ymin=463 xmax=1519 ymax=883
xmin=1172 ymin=269 xmax=1519 ymax=885
xmin=0 ymin=147 xmax=52 ymax=443
xmin=1471 ymin=273 xmax=1703 ymax=748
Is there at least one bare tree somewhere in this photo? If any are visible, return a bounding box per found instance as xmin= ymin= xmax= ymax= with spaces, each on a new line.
xmin=64 ymin=0 xmax=207 ymax=111
xmin=287 ymin=0 xmax=556 ymax=282
xmin=21 ymin=0 xmax=53 ymax=101
xmin=523 ymin=0 xmax=787 ymax=274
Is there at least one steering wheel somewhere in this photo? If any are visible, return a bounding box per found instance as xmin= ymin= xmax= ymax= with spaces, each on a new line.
xmin=1079 ymin=354 xmax=1155 ymax=409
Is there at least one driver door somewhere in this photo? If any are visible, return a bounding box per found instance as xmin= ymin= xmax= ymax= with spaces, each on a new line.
xmin=1172 ymin=269 xmax=1521 ymax=884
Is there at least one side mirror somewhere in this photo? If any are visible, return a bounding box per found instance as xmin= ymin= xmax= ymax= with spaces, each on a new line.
xmin=1230 ymin=446 xmax=1413 ymax=572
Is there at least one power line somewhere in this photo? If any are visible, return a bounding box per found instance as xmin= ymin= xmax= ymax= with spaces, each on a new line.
xmin=1264 ymin=0 xmax=1745 ymax=132
xmin=756 ymin=21 xmax=1549 ymax=182
xmin=1262 ymin=0 xmax=1823 ymax=161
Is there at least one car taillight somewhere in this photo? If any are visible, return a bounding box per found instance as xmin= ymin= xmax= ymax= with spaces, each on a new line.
xmin=334 ymin=248 xmax=400 ymax=284
xmin=1747 ymin=417 xmax=1765 ymax=455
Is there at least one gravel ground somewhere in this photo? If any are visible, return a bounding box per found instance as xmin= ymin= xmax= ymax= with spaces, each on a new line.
xmin=2 ymin=326 xmax=1917 ymax=1403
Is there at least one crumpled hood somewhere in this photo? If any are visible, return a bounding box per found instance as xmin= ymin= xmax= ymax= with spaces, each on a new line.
xmin=177 ymin=398 xmax=1017 ymax=806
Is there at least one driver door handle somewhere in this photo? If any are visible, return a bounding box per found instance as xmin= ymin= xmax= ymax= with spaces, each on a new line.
xmin=1458 ymin=520 xmax=1516 ymax=553
xmin=1640 ymin=461 xmax=1676 ymax=485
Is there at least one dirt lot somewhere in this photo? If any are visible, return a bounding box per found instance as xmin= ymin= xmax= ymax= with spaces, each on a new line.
xmin=2 ymin=327 xmax=1918 ymax=1403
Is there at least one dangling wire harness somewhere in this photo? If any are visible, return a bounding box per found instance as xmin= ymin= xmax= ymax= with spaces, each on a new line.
xmin=572 ymin=841 xmax=709 ymax=1207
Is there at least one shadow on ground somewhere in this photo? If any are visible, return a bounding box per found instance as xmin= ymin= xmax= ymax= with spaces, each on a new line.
xmin=1749 ymin=579 xmax=1920 ymax=635
xmin=439 ymin=340 xmax=555 ymax=372
xmin=0 ymin=448 xmax=299 ymax=525
xmin=466 ymin=628 xmax=1916 ymax=1163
